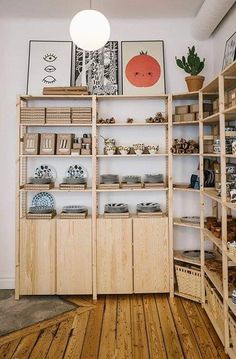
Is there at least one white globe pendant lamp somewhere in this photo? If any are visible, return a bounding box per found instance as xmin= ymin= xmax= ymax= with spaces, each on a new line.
xmin=70 ymin=1 xmax=110 ymax=51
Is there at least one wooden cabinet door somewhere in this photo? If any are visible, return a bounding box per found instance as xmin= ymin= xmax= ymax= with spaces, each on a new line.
xmin=19 ymin=219 xmax=56 ymax=295
xmin=97 ymin=218 xmax=133 ymax=294
xmin=133 ymin=217 xmax=169 ymax=293
xmin=57 ymin=219 xmax=92 ymax=294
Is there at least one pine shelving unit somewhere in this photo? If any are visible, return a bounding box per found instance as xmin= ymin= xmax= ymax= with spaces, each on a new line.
xmin=16 ymin=93 xmax=172 ymax=301
xmin=199 ymin=60 xmax=236 ymax=358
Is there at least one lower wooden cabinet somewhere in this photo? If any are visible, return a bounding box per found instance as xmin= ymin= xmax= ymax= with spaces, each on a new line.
xmin=97 ymin=218 xmax=133 ymax=294
xmin=19 ymin=216 xmax=169 ymax=295
xmin=19 ymin=218 xmax=56 ymax=295
xmin=133 ymin=217 xmax=169 ymax=293
xmin=57 ymin=218 xmax=92 ymax=295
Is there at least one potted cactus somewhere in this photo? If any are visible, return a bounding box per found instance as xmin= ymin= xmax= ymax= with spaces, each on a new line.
xmin=175 ymin=46 xmax=205 ymax=92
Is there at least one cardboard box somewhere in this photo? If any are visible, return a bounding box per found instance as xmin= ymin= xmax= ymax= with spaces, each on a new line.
xmin=73 ymin=143 xmax=82 ymax=149
xmin=40 ymin=133 xmax=56 ymax=155
xmin=196 ymin=112 xmax=210 ymax=121
xmin=175 ymin=105 xmax=189 ymax=115
xmin=23 ymin=133 xmax=39 ymax=155
xmin=228 ymin=88 xmax=236 ymax=103
xmin=213 ymin=99 xmax=219 ymax=111
xmin=56 ymin=134 xmax=72 ymax=155
xmin=190 ymin=103 xmax=213 ymax=114
xmin=173 ymin=114 xmax=185 ymax=122
xmin=81 ymin=149 xmax=92 ymax=155
xmin=183 ymin=113 xmax=195 ymax=121
xmin=204 ymin=144 xmax=213 ymax=153
xmin=82 ymin=137 xmax=92 ymax=144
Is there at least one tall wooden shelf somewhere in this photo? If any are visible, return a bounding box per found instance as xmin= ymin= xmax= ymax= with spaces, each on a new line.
xmin=16 ymin=94 xmax=172 ymax=301
xmin=199 ymin=60 xmax=236 ymax=358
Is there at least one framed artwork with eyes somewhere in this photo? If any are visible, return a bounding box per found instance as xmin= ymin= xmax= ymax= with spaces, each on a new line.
xmin=121 ymin=41 xmax=166 ymax=95
xmin=26 ymin=40 xmax=73 ymax=95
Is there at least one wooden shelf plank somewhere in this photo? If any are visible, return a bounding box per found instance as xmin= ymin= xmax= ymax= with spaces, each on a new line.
xmin=203 ymin=189 xmax=221 ymax=203
xmin=173 ymin=184 xmax=199 ymax=192
xmin=224 ymin=201 xmax=236 ymax=210
xmin=20 ymin=187 xmax=92 ymax=193
xmin=97 ymin=154 xmax=168 ymax=158
xmin=172 ymin=121 xmax=199 ymax=126
xmin=223 ymin=105 xmax=236 ymax=116
xmin=96 ymin=187 xmax=168 ymax=193
xmin=172 ymin=153 xmax=199 ymax=156
xmin=228 ymin=298 xmax=236 ymax=317
xmin=204 ymin=267 xmax=223 ymax=297
xmin=174 ymin=291 xmax=201 ymax=303
xmin=201 ymin=77 xmax=219 ymax=94
xmin=96 ymin=122 xmax=167 ymax=127
xmin=201 ymin=112 xmax=220 ymax=123
xmin=96 ymin=94 xmax=168 ymax=99
xmin=174 ymin=250 xmax=201 ymax=266
xmin=202 ymin=153 xmax=221 ymax=157
xmin=173 ymin=218 xmax=200 ymax=229
xmin=203 ymin=228 xmax=222 ymax=250
xmin=20 ymin=123 xmax=92 ymax=127
xmin=171 ymin=91 xmax=199 ymax=100
xmin=20 ymin=95 xmax=93 ymax=100
xmin=221 ymin=60 xmax=236 ymax=77
xmin=20 ymin=155 xmax=92 ymax=158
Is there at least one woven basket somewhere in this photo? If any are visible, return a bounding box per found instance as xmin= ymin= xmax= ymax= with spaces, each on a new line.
xmin=205 ymin=280 xmax=224 ymax=333
xmin=175 ymin=264 xmax=201 ymax=298
xmin=229 ymin=314 xmax=236 ymax=355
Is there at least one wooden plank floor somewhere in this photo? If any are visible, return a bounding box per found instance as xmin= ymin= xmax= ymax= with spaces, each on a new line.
xmin=0 ymin=294 xmax=228 ymax=359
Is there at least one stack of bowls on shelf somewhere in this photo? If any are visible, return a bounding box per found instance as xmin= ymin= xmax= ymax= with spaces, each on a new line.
xmin=136 ymin=202 xmax=161 ymax=213
xmin=104 ymin=203 xmax=129 ymax=213
xmin=144 ymin=174 xmax=163 ymax=183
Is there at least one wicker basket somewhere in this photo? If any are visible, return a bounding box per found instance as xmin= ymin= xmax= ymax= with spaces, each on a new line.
xmin=175 ymin=264 xmax=201 ymax=299
xmin=229 ymin=314 xmax=236 ymax=355
xmin=205 ymin=280 xmax=224 ymax=333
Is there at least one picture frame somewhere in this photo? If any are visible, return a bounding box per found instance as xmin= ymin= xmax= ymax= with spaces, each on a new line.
xmin=26 ymin=40 xmax=73 ymax=95
xmin=121 ymin=40 xmax=166 ymax=95
xmin=74 ymin=41 xmax=119 ymax=95
xmin=222 ymin=31 xmax=236 ymax=70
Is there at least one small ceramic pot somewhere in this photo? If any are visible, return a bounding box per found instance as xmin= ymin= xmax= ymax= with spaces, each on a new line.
xmin=118 ymin=146 xmax=130 ymax=155
xmin=147 ymin=145 xmax=159 ymax=155
xmin=133 ymin=143 xmax=144 ymax=155
xmin=230 ymin=189 xmax=236 ymax=203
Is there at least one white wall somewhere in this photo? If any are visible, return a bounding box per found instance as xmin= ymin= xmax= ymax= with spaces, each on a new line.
xmin=0 ymin=16 xmax=215 ymax=289
xmin=212 ymin=3 xmax=236 ymax=74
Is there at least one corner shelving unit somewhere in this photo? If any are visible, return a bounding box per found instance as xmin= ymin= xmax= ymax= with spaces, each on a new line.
xmin=199 ymin=60 xmax=236 ymax=358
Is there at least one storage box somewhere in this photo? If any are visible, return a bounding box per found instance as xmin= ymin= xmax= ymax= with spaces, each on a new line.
xmin=82 ymin=137 xmax=92 ymax=144
xmin=183 ymin=113 xmax=195 ymax=122
xmin=213 ymin=99 xmax=219 ymax=111
xmin=81 ymin=149 xmax=92 ymax=155
xmin=228 ymin=88 xmax=236 ymax=103
xmin=173 ymin=114 xmax=184 ymax=122
xmin=229 ymin=313 xmax=236 ymax=356
xmin=175 ymin=264 xmax=201 ymax=299
xmin=20 ymin=107 xmax=45 ymax=124
xmin=56 ymin=134 xmax=73 ymax=155
xmin=175 ymin=105 xmax=189 ymax=115
xmin=46 ymin=107 xmax=71 ymax=124
xmin=23 ymin=133 xmax=39 ymax=155
xmin=195 ymin=112 xmax=210 ymax=121
xmin=205 ymin=280 xmax=224 ymax=334
xmin=190 ymin=103 xmax=212 ymax=113
xmin=40 ymin=133 xmax=56 ymax=155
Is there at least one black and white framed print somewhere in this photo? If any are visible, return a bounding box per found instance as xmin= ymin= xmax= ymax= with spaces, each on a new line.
xmin=223 ymin=32 xmax=236 ymax=70
xmin=121 ymin=41 xmax=166 ymax=95
xmin=74 ymin=41 xmax=119 ymax=95
xmin=26 ymin=40 xmax=73 ymax=95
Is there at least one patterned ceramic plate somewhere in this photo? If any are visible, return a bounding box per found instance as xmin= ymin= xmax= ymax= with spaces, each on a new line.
xmin=105 ymin=203 xmax=128 ymax=213
xmin=66 ymin=164 xmax=88 ymax=179
xmin=122 ymin=175 xmax=141 ymax=183
xmin=34 ymin=165 xmax=57 ymax=180
xmin=137 ymin=202 xmax=160 ymax=212
xmin=62 ymin=205 xmax=88 ymax=213
xmin=28 ymin=206 xmax=54 ymax=214
xmin=32 ymin=192 xmax=54 ymax=209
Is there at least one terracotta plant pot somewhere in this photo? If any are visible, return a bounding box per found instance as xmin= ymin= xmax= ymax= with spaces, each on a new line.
xmin=185 ymin=75 xmax=205 ymax=92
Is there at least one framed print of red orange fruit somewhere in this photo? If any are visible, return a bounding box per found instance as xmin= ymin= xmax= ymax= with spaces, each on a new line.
xmin=122 ymin=41 xmax=165 ymax=95
xmin=125 ymin=51 xmax=161 ymax=87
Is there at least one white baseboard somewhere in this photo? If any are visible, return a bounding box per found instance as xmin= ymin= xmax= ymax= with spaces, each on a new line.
xmin=0 ymin=277 xmax=15 ymax=289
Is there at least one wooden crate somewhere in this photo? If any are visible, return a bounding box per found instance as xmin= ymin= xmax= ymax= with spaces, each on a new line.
xmin=19 ymin=218 xmax=56 ymax=295
xmin=133 ymin=216 xmax=169 ymax=293
xmin=40 ymin=133 xmax=56 ymax=155
xmin=20 ymin=107 xmax=45 ymax=124
xmin=57 ymin=219 xmax=92 ymax=294
xmin=23 ymin=133 xmax=39 ymax=155
xmin=205 ymin=279 xmax=224 ymax=333
xmin=175 ymin=264 xmax=201 ymax=299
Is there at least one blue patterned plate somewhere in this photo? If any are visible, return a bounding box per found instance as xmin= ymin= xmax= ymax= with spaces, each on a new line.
xmin=32 ymin=192 xmax=54 ymax=209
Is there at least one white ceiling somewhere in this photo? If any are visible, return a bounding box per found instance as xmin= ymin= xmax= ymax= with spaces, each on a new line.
xmin=0 ymin=0 xmax=204 ymax=18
